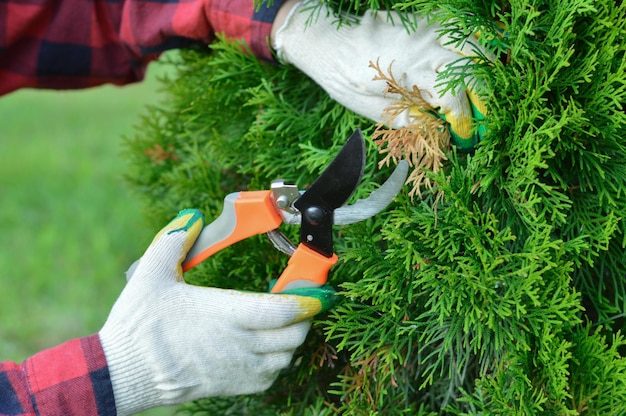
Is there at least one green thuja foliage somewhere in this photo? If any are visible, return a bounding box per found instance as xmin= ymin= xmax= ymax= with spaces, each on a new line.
xmin=125 ymin=0 xmax=626 ymax=413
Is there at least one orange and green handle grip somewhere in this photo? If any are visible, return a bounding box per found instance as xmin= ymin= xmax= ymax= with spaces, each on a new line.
xmin=182 ymin=191 xmax=336 ymax=292
xmin=270 ymin=244 xmax=337 ymax=293
xmin=182 ymin=191 xmax=282 ymax=271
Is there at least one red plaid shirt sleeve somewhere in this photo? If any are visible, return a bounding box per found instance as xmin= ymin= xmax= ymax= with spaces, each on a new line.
xmin=0 ymin=0 xmax=284 ymax=95
xmin=0 ymin=334 xmax=116 ymax=416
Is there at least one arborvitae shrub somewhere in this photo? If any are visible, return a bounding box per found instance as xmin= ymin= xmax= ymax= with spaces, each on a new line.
xmin=125 ymin=0 xmax=626 ymax=414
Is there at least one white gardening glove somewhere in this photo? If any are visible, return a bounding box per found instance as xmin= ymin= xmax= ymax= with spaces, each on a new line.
xmin=99 ymin=209 xmax=336 ymax=416
xmin=273 ymin=1 xmax=488 ymax=150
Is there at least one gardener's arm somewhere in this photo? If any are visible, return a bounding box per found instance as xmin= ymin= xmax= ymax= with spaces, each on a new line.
xmin=0 ymin=210 xmax=334 ymax=416
xmin=0 ymin=0 xmax=286 ymax=96
xmin=0 ymin=336 xmax=116 ymax=415
xmin=0 ymin=0 xmax=488 ymax=146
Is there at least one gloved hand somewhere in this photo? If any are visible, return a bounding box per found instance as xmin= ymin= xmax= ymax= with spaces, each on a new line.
xmin=272 ymin=0 xmax=488 ymax=150
xmin=99 ymin=209 xmax=336 ymax=416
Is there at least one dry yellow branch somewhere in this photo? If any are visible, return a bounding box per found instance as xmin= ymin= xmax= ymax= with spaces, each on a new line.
xmin=370 ymin=60 xmax=451 ymax=198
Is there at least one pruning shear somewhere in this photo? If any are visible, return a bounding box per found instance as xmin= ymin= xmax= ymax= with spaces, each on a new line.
xmin=182 ymin=130 xmax=409 ymax=292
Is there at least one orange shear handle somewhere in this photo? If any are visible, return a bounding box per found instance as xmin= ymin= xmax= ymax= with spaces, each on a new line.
xmin=270 ymin=244 xmax=338 ymax=293
xmin=182 ymin=190 xmax=338 ymax=293
xmin=183 ymin=191 xmax=283 ymax=272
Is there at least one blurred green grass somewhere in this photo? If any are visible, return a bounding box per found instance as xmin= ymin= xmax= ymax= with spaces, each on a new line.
xmin=0 ymin=59 xmax=178 ymax=415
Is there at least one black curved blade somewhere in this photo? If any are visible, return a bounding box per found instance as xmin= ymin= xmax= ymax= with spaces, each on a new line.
xmin=294 ymin=129 xmax=366 ymax=257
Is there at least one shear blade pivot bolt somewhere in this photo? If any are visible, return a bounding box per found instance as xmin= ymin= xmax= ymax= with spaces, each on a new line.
xmin=303 ymin=206 xmax=325 ymax=225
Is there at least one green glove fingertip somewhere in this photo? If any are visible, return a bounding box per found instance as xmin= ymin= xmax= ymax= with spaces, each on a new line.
xmin=280 ymin=285 xmax=338 ymax=314
xmin=443 ymin=91 xmax=488 ymax=152
xmin=440 ymin=112 xmax=479 ymax=151
xmin=150 ymin=208 xmax=205 ymax=248
xmin=166 ymin=208 xmax=205 ymax=234
xmin=449 ymin=126 xmax=480 ymax=151
xmin=469 ymin=93 xmax=488 ymax=143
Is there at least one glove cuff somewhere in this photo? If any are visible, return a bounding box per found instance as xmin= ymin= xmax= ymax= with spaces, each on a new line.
xmin=272 ymin=0 xmax=306 ymax=62
xmin=273 ymin=1 xmax=348 ymax=65
xmin=99 ymin=325 xmax=159 ymax=416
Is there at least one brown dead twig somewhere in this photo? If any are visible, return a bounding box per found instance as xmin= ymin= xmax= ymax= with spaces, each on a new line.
xmin=370 ymin=60 xmax=451 ymax=199
xmin=143 ymin=143 xmax=179 ymax=164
